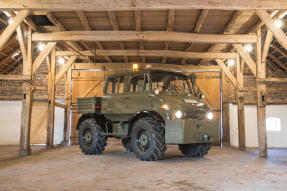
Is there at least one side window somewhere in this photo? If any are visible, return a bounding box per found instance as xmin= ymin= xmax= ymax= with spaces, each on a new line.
xmin=105 ymin=76 xmax=125 ymax=94
xmin=129 ymin=74 xmax=148 ymax=93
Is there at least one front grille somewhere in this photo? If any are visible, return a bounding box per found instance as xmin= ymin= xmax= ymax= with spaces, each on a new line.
xmin=183 ymin=109 xmax=206 ymax=119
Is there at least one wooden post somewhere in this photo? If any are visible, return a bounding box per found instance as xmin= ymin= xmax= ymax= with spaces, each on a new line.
xmin=222 ymin=103 xmax=230 ymax=144
xmin=63 ymin=67 xmax=72 ymax=144
xmin=46 ymin=48 xmax=56 ymax=148
xmin=19 ymin=26 xmax=34 ymax=157
xmin=236 ymin=54 xmax=246 ymax=151
xmin=256 ymin=28 xmax=268 ymax=157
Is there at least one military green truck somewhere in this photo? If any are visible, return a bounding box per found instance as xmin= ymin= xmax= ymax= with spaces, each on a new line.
xmin=76 ymin=69 xmax=219 ymax=161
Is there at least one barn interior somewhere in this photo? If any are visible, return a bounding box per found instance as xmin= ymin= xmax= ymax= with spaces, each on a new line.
xmin=0 ymin=1 xmax=287 ymax=190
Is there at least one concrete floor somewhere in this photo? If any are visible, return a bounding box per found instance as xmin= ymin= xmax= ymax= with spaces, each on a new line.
xmin=0 ymin=142 xmax=287 ymax=191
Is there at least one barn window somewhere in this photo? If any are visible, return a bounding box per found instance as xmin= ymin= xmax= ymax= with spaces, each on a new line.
xmin=266 ymin=117 xmax=281 ymax=132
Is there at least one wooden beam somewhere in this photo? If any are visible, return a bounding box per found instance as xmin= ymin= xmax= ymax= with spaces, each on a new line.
xmin=55 ymin=56 xmax=77 ymax=84
xmin=181 ymin=9 xmax=208 ymax=64
xmin=215 ymin=59 xmax=238 ymax=88
xmin=271 ymin=43 xmax=287 ymax=59
xmin=32 ymin=31 xmax=258 ymax=44
xmin=16 ymin=26 xmax=27 ymax=60
xmin=76 ymin=11 xmax=112 ymax=63
xmin=135 ymin=10 xmax=145 ymax=63
xmin=0 ymin=74 xmax=30 ymax=81
xmin=256 ymin=10 xmax=287 ymax=53
xmin=162 ymin=9 xmax=175 ymax=64
xmin=46 ymin=48 xmax=56 ymax=148
xmin=72 ymin=62 xmax=221 ymax=71
xmin=108 ymin=11 xmax=128 ymax=63
xmin=33 ymin=42 xmax=57 ymax=74
xmin=1 ymin=0 xmax=287 ymax=10
xmin=19 ymin=26 xmax=33 ymax=157
xmin=55 ymin=102 xmax=67 ymax=109
xmin=262 ymin=30 xmax=273 ymax=63
xmin=256 ymin=28 xmax=267 ymax=158
xmin=56 ymin=50 xmax=238 ymax=59
xmin=233 ymin=44 xmax=257 ymax=76
xmin=268 ymin=53 xmax=287 ymax=71
xmin=0 ymin=10 xmax=29 ymax=51
xmin=266 ymin=78 xmax=287 ymax=82
xmin=63 ymin=67 xmax=71 ymax=143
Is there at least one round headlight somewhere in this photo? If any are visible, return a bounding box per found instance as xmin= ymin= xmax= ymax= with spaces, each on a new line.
xmin=175 ymin=110 xmax=183 ymax=119
xmin=207 ymin=112 xmax=213 ymax=120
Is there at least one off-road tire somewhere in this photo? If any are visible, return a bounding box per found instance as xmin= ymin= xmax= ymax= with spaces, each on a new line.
xmin=78 ymin=118 xmax=107 ymax=155
xmin=179 ymin=143 xmax=210 ymax=157
xmin=122 ymin=139 xmax=133 ymax=152
xmin=131 ymin=117 xmax=166 ymax=161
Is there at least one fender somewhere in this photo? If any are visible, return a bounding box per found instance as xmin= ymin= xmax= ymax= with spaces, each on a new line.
xmin=127 ymin=110 xmax=165 ymax=137
xmin=76 ymin=113 xmax=107 ymax=131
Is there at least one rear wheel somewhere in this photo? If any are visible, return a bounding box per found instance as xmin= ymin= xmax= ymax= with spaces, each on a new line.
xmin=179 ymin=143 xmax=210 ymax=157
xmin=78 ymin=118 xmax=107 ymax=155
xmin=131 ymin=117 xmax=166 ymax=161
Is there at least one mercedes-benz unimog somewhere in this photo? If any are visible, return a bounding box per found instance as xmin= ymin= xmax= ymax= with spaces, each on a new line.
xmin=76 ymin=69 xmax=219 ymax=161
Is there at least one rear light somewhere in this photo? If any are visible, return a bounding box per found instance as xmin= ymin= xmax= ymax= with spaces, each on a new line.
xmin=94 ymin=105 xmax=101 ymax=109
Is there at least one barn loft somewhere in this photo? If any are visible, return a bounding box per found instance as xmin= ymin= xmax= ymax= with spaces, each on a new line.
xmin=0 ymin=1 xmax=287 ymax=190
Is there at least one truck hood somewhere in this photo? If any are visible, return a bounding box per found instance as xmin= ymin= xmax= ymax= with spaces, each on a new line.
xmin=156 ymin=93 xmax=209 ymax=111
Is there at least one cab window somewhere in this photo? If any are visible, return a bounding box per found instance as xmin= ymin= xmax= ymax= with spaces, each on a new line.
xmin=105 ymin=76 xmax=126 ymax=94
xmin=129 ymin=74 xmax=149 ymax=93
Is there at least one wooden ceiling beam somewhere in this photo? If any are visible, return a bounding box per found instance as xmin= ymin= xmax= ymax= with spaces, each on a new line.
xmin=271 ymin=43 xmax=287 ymax=59
xmin=72 ymin=62 xmax=221 ymax=72
xmin=268 ymin=53 xmax=287 ymax=71
xmin=162 ymin=9 xmax=175 ymax=64
xmin=76 ymin=11 xmax=112 ymax=63
xmin=1 ymin=0 xmax=287 ymax=10
xmin=256 ymin=10 xmax=287 ymax=52
xmin=32 ymin=31 xmax=257 ymax=44
xmin=0 ymin=10 xmax=29 ymax=51
xmin=215 ymin=59 xmax=239 ymax=88
xmin=181 ymin=9 xmax=208 ymax=64
xmin=135 ymin=10 xmax=145 ymax=63
xmin=55 ymin=50 xmax=238 ymax=59
xmin=55 ymin=56 xmax=76 ymax=84
xmin=108 ymin=11 xmax=128 ymax=63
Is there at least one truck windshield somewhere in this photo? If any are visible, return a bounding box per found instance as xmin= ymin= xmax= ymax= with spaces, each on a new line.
xmin=150 ymin=71 xmax=192 ymax=94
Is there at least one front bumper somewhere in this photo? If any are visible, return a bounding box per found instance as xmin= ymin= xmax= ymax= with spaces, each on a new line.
xmin=165 ymin=119 xmax=220 ymax=144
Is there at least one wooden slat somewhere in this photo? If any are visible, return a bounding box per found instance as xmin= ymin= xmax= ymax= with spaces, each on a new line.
xmin=268 ymin=53 xmax=287 ymax=71
xmin=32 ymin=31 xmax=257 ymax=44
xmin=1 ymin=0 xmax=287 ymax=10
xmin=233 ymin=44 xmax=257 ymax=76
xmin=55 ymin=50 xmax=238 ymax=59
xmin=0 ymin=10 xmax=30 ymax=51
xmin=271 ymin=43 xmax=287 ymax=59
xmin=55 ymin=102 xmax=67 ymax=109
xmin=55 ymin=56 xmax=77 ymax=84
xmin=33 ymin=42 xmax=57 ymax=74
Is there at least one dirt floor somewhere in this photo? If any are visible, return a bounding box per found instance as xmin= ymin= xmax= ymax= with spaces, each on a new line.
xmin=0 ymin=141 xmax=287 ymax=191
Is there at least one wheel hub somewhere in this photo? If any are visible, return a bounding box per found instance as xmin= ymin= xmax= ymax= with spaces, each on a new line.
xmin=82 ymin=130 xmax=93 ymax=145
xmin=137 ymin=130 xmax=150 ymax=152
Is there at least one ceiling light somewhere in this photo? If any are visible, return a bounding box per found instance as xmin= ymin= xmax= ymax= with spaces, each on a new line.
xmin=58 ymin=57 xmax=65 ymax=65
xmin=244 ymin=44 xmax=253 ymax=52
xmin=8 ymin=18 xmax=14 ymax=25
xmin=132 ymin=63 xmax=139 ymax=71
xmin=274 ymin=19 xmax=283 ymax=28
xmin=37 ymin=43 xmax=46 ymax=51
xmin=227 ymin=59 xmax=235 ymax=67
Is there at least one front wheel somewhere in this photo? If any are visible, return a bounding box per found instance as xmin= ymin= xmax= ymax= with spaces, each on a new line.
xmin=78 ymin=118 xmax=107 ymax=155
xmin=131 ymin=117 xmax=166 ymax=161
xmin=179 ymin=143 xmax=210 ymax=157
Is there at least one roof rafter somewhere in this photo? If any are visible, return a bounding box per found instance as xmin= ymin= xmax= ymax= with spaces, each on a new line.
xmin=162 ymin=9 xmax=175 ymax=64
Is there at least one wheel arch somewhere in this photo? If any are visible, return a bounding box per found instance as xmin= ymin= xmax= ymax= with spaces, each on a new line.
xmin=76 ymin=113 xmax=107 ymax=131
xmin=128 ymin=110 xmax=165 ymax=137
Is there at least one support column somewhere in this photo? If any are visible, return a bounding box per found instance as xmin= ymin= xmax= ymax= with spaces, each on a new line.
xmin=63 ymin=67 xmax=72 ymax=144
xmin=256 ymin=28 xmax=267 ymax=157
xmin=46 ymin=48 xmax=56 ymax=148
xmin=19 ymin=26 xmax=34 ymax=157
xmin=236 ymin=55 xmax=246 ymax=151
